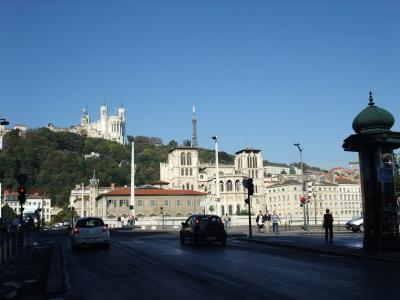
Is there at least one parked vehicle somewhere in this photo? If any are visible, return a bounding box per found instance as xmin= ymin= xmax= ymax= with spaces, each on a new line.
xmin=71 ymin=217 xmax=110 ymax=249
xmin=180 ymin=214 xmax=227 ymax=246
xmin=345 ymin=216 xmax=364 ymax=232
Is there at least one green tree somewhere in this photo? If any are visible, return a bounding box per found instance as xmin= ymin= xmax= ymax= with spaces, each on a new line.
xmin=1 ymin=204 xmax=16 ymax=219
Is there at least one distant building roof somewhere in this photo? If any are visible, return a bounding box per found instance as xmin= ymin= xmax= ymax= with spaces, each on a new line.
xmin=235 ymin=148 xmax=261 ymax=155
xmin=152 ymin=180 xmax=169 ymax=185
xmin=334 ymin=177 xmax=358 ymax=184
xmin=168 ymin=146 xmax=197 ymax=153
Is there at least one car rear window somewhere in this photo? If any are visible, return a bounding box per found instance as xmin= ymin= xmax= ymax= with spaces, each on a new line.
xmin=198 ymin=216 xmax=220 ymax=225
xmin=76 ymin=218 xmax=104 ymax=228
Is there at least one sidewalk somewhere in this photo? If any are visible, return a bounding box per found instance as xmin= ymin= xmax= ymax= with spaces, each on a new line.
xmin=229 ymin=227 xmax=400 ymax=263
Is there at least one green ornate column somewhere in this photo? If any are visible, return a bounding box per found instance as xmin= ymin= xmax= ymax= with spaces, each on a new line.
xmin=343 ymin=92 xmax=400 ymax=250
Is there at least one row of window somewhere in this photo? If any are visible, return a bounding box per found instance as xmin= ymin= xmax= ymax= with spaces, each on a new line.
xmin=237 ymin=156 xmax=258 ymax=169
xmin=107 ymin=199 xmax=202 ymax=208
xmin=181 ymin=168 xmax=193 ymax=176
xmin=180 ymin=153 xmax=192 ymax=166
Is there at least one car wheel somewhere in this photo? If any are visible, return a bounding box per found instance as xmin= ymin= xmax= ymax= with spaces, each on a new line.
xmin=180 ymin=235 xmax=185 ymax=244
xmin=103 ymin=243 xmax=110 ymax=249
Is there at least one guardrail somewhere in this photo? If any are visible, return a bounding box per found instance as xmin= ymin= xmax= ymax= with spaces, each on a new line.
xmin=0 ymin=228 xmax=26 ymax=265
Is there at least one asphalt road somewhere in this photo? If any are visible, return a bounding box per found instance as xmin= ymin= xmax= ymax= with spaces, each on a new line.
xmin=53 ymin=230 xmax=400 ymax=300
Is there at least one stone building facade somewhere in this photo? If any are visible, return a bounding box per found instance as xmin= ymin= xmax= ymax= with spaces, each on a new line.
xmin=95 ymin=187 xmax=207 ymax=219
xmin=160 ymin=147 xmax=265 ymax=216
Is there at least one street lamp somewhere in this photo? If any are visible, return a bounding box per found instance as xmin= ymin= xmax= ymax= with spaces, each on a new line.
xmin=294 ymin=143 xmax=310 ymax=234
xmin=160 ymin=206 xmax=164 ymax=230
xmin=0 ymin=119 xmax=9 ymax=126
xmin=212 ymin=136 xmax=220 ymax=216
xmin=130 ymin=140 xmax=135 ymax=229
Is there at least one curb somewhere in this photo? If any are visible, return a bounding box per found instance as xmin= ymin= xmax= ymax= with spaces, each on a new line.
xmin=46 ymin=244 xmax=65 ymax=295
xmin=237 ymin=237 xmax=400 ymax=263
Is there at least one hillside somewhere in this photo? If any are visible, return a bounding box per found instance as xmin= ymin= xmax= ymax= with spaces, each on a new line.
xmin=0 ymin=128 xmax=233 ymax=207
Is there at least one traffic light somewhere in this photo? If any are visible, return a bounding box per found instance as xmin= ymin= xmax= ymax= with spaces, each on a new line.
xmin=244 ymin=198 xmax=250 ymax=205
xmin=242 ymin=177 xmax=254 ymax=195
xmin=300 ymin=195 xmax=306 ymax=207
xmin=18 ymin=186 xmax=27 ymax=205
xmin=306 ymin=182 xmax=314 ymax=203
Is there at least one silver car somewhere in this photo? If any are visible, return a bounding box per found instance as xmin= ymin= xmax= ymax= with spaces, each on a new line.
xmin=71 ymin=217 xmax=110 ymax=249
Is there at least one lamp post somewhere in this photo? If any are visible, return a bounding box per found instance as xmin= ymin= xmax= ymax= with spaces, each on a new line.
xmin=212 ymin=136 xmax=220 ymax=216
xmin=294 ymin=143 xmax=310 ymax=234
xmin=130 ymin=140 xmax=135 ymax=228
xmin=160 ymin=206 xmax=164 ymax=229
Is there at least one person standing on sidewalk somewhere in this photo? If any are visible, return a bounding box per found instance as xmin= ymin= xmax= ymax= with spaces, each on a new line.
xmin=271 ymin=211 xmax=280 ymax=234
xmin=263 ymin=211 xmax=271 ymax=233
xmin=256 ymin=211 xmax=264 ymax=233
xmin=323 ymin=208 xmax=334 ymax=243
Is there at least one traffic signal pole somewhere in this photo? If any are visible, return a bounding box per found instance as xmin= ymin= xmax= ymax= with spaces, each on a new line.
xmin=248 ymin=192 xmax=252 ymax=239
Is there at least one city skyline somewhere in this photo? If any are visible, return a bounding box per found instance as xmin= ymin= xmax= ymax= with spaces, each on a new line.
xmin=1 ymin=0 xmax=399 ymax=169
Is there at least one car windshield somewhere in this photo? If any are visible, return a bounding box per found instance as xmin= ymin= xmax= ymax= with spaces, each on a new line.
xmin=75 ymin=218 xmax=104 ymax=228
xmin=198 ymin=216 xmax=220 ymax=225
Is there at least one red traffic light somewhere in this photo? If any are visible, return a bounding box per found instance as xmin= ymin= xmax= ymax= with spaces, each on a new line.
xmin=18 ymin=186 xmax=26 ymax=193
xmin=300 ymin=195 xmax=306 ymax=204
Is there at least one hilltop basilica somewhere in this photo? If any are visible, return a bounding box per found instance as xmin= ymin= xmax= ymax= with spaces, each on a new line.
xmin=48 ymin=104 xmax=126 ymax=144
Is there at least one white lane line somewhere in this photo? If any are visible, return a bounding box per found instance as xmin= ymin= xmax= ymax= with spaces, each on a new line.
xmin=272 ymin=239 xmax=297 ymax=243
xmin=320 ymin=254 xmax=343 ymax=258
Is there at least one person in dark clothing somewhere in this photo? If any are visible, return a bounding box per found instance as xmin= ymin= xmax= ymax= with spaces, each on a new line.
xmin=323 ymin=209 xmax=334 ymax=243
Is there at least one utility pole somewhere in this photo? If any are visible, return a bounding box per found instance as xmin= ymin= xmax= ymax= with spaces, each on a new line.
xmin=294 ymin=143 xmax=310 ymax=234
xmin=130 ymin=140 xmax=135 ymax=228
xmin=212 ymin=136 xmax=220 ymax=215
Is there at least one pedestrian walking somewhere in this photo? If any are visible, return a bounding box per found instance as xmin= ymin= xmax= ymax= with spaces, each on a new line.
xmin=263 ymin=211 xmax=271 ymax=233
xmin=256 ymin=211 xmax=264 ymax=233
xmin=224 ymin=213 xmax=231 ymax=231
xmin=271 ymin=211 xmax=280 ymax=234
xmin=323 ymin=208 xmax=334 ymax=243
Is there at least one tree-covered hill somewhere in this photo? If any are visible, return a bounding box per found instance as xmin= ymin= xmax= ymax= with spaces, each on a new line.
xmin=0 ymin=128 xmax=233 ymax=207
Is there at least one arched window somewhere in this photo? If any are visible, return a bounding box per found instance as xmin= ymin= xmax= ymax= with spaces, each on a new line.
xmin=186 ymin=183 xmax=190 ymax=190
xmin=191 ymin=184 xmax=193 ymax=190
xmin=254 ymin=156 xmax=258 ymax=168
xmin=181 ymin=169 xmax=184 ymax=176
xmin=228 ymin=205 xmax=233 ymax=215
xmin=189 ymin=168 xmax=192 ymax=176
xmin=185 ymin=168 xmax=188 ymax=176
xmin=247 ymin=156 xmax=251 ymax=168
xmin=219 ymin=181 xmax=224 ymax=192
xmin=252 ymin=170 xmax=255 ymax=178
xmin=221 ymin=205 xmax=225 ymax=216
xmin=235 ymin=180 xmax=240 ymax=191
xmin=226 ymin=180 xmax=233 ymax=191
xmin=187 ymin=153 xmax=192 ymax=165
xmin=180 ymin=153 xmax=186 ymax=165
xmin=182 ymin=185 xmax=185 ymax=189
xmin=236 ymin=204 xmax=240 ymax=215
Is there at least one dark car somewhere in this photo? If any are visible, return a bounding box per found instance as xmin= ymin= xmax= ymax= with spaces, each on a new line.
xmin=180 ymin=214 xmax=227 ymax=246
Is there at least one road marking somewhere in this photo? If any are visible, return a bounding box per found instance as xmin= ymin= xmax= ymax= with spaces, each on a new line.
xmin=4 ymin=291 xmax=18 ymax=299
xmin=273 ymin=239 xmax=297 ymax=243
xmin=4 ymin=281 xmax=20 ymax=289
xmin=320 ymin=254 xmax=343 ymax=258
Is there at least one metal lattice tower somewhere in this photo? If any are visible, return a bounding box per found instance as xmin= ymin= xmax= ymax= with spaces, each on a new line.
xmin=191 ymin=105 xmax=198 ymax=147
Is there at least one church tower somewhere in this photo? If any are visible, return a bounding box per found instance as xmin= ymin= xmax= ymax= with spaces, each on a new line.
xmin=191 ymin=106 xmax=198 ymax=147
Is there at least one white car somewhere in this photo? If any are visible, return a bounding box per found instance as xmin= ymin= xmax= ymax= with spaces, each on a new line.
xmin=71 ymin=217 xmax=110 ymax=249
xmin=345 ymin=216 xmax=364 ymax=232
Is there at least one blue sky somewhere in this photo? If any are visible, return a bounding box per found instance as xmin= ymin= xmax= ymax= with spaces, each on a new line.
xmin=1 ymin=0 xmax=399 ymax=169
